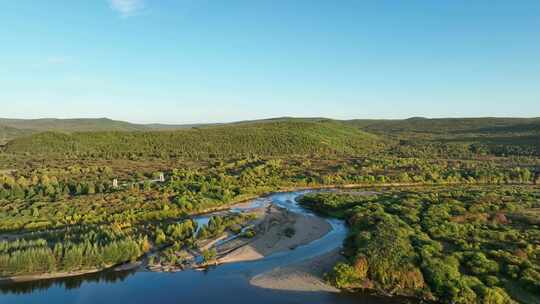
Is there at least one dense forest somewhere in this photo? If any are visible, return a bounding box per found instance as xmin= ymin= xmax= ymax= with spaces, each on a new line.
xmin=0 ymin=117 xmax=539 ymax=303
xmin=347 ymin=117 xmax=540 ymax=157
xmin=300 ymin=187 xmax=540 ymax=303
xmin=3 ymin=121 xmax=382 ymax=159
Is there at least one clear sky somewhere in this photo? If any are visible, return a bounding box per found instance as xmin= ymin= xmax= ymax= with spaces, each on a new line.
xmin=1 ymin=0 xmax=539 ymax=124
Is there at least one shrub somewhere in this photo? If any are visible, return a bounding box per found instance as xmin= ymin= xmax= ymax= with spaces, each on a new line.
xmin=327 ymin=262 xmax=361 ymax=289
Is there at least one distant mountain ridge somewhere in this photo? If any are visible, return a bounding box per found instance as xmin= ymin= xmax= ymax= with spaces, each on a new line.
xmin=3 ymin=116 xmax=539 ymax=134
xmin=0 ymin=118 xmax=196 ymax=144
xmin=0 ymin=118 xmax=193 ymax=132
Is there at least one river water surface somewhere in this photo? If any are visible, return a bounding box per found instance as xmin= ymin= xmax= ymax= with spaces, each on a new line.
xmin=0 ymin=191 xmax=409 ymax=304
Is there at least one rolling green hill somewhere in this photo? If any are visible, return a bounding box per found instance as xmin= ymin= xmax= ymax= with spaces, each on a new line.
xmin=3 ymin=116 xmax=539 ymax=136
xmin=346 ymin=117 xmax=540 ymax=156
xmin=3 ymin=116 xmax=540 ymax=158
xmin=3 ymin=120 xmax=384 ymax=158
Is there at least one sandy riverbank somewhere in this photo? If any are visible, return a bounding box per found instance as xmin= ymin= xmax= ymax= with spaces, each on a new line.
xmin=250 ymin=248 xmax=344 ymax=292
xmin=216 ymin=205 xmax=332 ymax=264
xmin=0 ymin=187 xmax=344 ymax=284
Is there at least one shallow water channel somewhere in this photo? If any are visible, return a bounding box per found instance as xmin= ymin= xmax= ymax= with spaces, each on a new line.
xmin=0 ymin=190 xmax=410 ymax=304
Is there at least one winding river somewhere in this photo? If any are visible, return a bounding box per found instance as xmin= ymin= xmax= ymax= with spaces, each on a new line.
xmin=0 ymin=190 xmax=406 ymax=304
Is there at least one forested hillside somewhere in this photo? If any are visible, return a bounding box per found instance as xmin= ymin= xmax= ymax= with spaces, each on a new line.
xmin=3 ymin=121 xmax=384 ymax=159
xmin=345 ymin=118 xmax=540 ymax=157
xmin=3 ymin=116 xmax=540 ymax=159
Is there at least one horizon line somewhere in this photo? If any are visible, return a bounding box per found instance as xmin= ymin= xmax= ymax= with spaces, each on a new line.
xmin=1 ymin=115 xmax=540 ymax=126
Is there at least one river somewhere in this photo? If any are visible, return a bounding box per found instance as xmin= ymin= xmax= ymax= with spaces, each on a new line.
xmin=0 ymin=190 xmax=409 ymax=304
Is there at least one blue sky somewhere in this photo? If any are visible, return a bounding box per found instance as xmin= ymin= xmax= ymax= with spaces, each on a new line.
xmin=1 ymin=0 xmax=539 ymax=124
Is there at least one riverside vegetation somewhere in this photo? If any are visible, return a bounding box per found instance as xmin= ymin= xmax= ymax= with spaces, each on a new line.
xmin=300 ymin=187 xmax=540 ymax=303
xmin=0 ymin=117 xmax=539 ymax=303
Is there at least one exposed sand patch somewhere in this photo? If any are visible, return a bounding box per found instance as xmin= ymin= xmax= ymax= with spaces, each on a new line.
xmin=198 ymin=233 xmax=230 ymax=251
xmin=217 ymin=205 xmax=331 ymax=264
xmin=218 ymin=246 xmax=265 ymax=263
xmin=250 ymin=248 xmax=344 ymax=292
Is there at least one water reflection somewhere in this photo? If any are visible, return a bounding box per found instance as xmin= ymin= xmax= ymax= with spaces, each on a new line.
xmin=0 ymin=269 xmax=136 ymax=295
